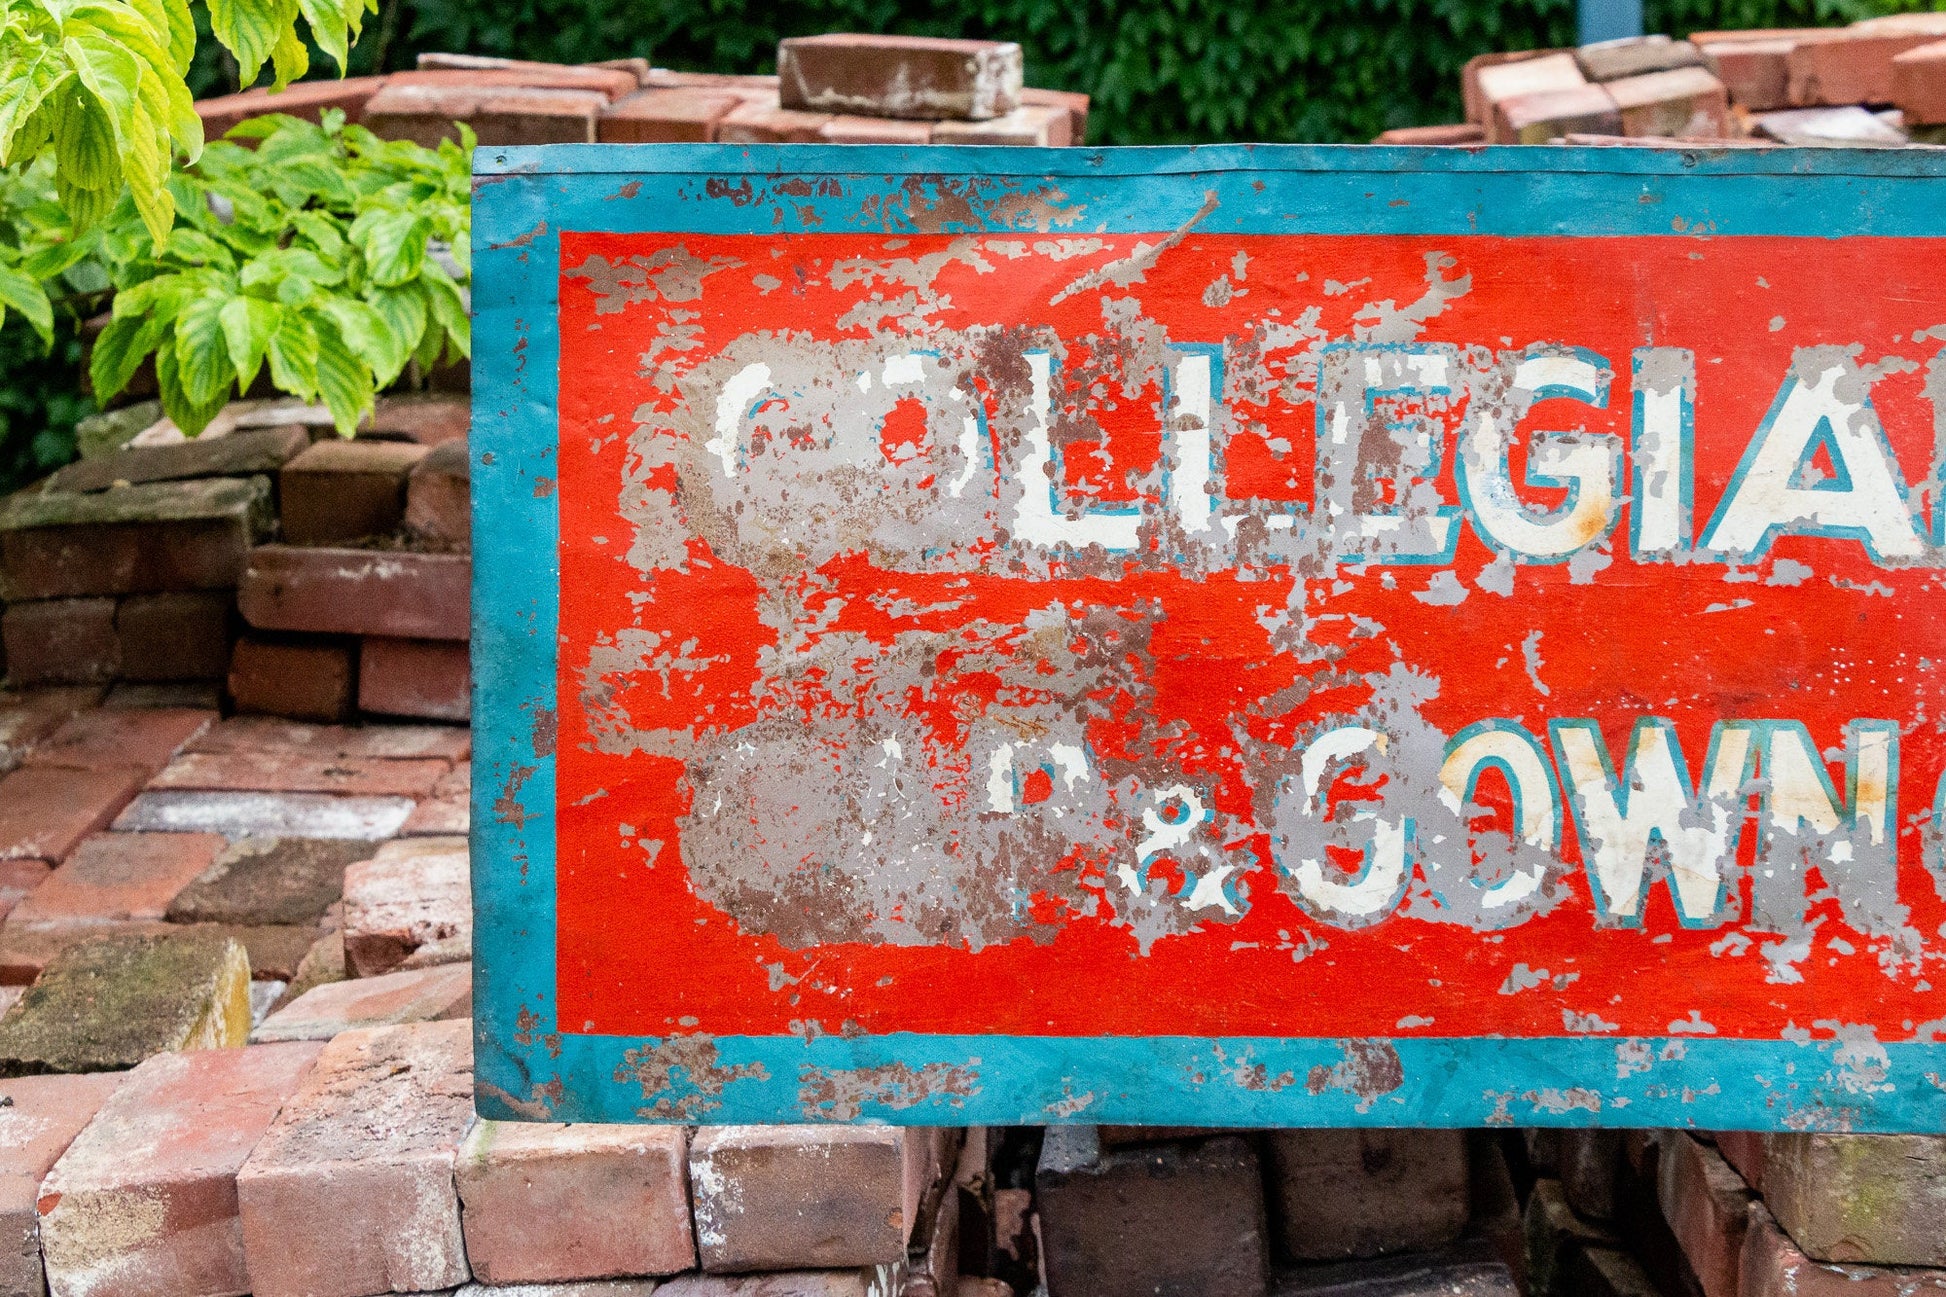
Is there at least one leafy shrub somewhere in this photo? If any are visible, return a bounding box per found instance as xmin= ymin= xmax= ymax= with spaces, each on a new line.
xmin=86 ymin=110 xmax=472 ymax=435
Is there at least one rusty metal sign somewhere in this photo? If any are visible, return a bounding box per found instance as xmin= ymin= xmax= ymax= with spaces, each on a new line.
xmin=472 ymin=144 xmax=1946 ymax=1129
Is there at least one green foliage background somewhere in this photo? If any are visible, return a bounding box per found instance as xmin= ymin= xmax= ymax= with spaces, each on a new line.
xmin=7 ymin=0 xmax=1937 ymax=495
xmin=201 ymin=0 xmax=1940 ymax=144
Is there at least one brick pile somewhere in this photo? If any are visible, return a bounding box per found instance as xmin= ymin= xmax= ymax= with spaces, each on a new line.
xmin=1377 ymin=19 xmax=1946 ymax=147
xmin=194 ymin=38 xmax=1090 ymax=148
xmin=1 ymin=396 xmax=471 ymax=723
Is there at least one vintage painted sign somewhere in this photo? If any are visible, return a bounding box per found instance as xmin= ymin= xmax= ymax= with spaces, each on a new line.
xmin=473 ymin=144 xmax=1946 ymax=1129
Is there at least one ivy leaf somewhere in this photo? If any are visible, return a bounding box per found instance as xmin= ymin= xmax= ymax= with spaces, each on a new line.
xmin=219 ymin=296 xmax=280 ymax=393
xmin=0 ymin=264 xmax=53 ymax=347
xmin=350 ymin=207 xmax=428 ymax=288
xmin=313 ymin=315 xmax=375 ymax=436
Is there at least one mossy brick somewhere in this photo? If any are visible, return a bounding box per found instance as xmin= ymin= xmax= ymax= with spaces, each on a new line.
xmin=236 ymin=1019 xmax=474 ymax=1297
xmin=253 ymin=961 xmax=468 ymax=1043
xmin=457 ymin=1119 xmax=694 ymax=1284
xmin=24 ymin=706 xmax=214 ymax=776
xmin=0 ymin=478 xmax=273 ymax=600
xmin=113 ymin=789 xmax=415 ymax=839
xmin=8 ymin=830 xmax=225 ymax=924
xmin=43 ymin=426 xmax=311 ymax=494
xmin=0 ymin=931 xmax=250 ymax=1075
xmin=1268 ymin=1129 xmax=1469 ymax=1261
xmin=1741 ymin=1200 xmax=1946 ymax=1296
xmin=1764 ymin=1131 xmax=1946 ymax=1266
xmin=73 ymin=400 xmax=163 ymax=459
xmin=36 ymin=1041 xmax=323 ymax=1297
xmin=342 ymin=836 xmax=470 ymax=977
xmin=237 ymin=545 xmax=469 ymax=640
xmin=167 ymin=835 xmax=366 ymax=927
xmin=0 ymin=1072 xmax=124 ymax=1297
xmin=190 ymin=714 xmax=470 ymax=761
xmin=0 ymin=765 xmax=146 ymax=862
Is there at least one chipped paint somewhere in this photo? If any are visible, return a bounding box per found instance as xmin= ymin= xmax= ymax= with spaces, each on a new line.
xmin=471 ymin=143 xmax=1946 ymax=1129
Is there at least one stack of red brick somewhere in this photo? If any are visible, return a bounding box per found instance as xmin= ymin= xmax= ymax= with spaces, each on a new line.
xmin=1524 ymin=1126 xmax=1946 ymax=1297
xmin=195 ymin=38 xmax=1089 ymax=148
xmin=0 ymin=396 xmax=471 ymax=724
xmin=1378 ymin=16 xmax=1946 ymax=147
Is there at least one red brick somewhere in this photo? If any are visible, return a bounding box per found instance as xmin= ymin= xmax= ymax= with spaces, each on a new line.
xmin=0 ymin=765 xmax=144 ymax=861
xmin=387 ymin=65 xmax=638 ymax=101
xmin=690 ymin=1126 xmax=919 ymax=1272
xmin=1713 ymin=1130 xmax=1764 ymax=1192
xmin=9 ymin=830 xmax=223 ymax=924
xmin=151 ymin=750 xmax=448 ymax=797
xmin=1764 ymin=1132 xmax=1946 ymax=1266
xmin=0 ymin=477 xmax=272 ymax=601
xmin=342 ymin=836 xmax=470 ymax=977
xmin=367 ymin=394 xmax=468 ymax=446
xmin=0 ymin=1072 xmax=124 ymax=1295
xmin=474 ymin=88 xmax=605 ymax=145
xmin=819 ymin=115 xmax=933 ymax=143
xmin=280 ymin=440 xmax=429 ymax=546
xmin=1 ymin=597 xmax=118 ymax=685
xmin=362 ymin=83 xmax=477 ymax=148
xmin=645 ymin=68 xmax=780 ymax=92
xmin=402 ymin=762 xmax=469 ymax=836
xmin=191 ymin=715 xmax=470 ymax=762
xmin=1893 ymin=39 xmax=1946 ymax=124
xmin=253 ymin=961 xmax=469 ymax=1043
xmin=458 ymin=1121 xmax=694 ymax=1283
xmin=717 ymin=100 xmax=835 ymax=142
xmin=115 ymin=592 xmax=233 ymax=681
xmin=932 ymin=105 xmax=1073 ymax=146
xmin=1576 ymin=35 xmax=1708 ymax=82
xmin=1741 ymin=1201 xmax=1946 ymax=1296
xmin=0 ymin=858 xmax=48 ymax=920
xmin=1705 ymin=38 xmax=1799 ymax=110
xmin=359 ymin=637 xmax=470 ymax=721
xmin=46 ymin=425 xmax=310 ymax=495
xmin=659 ymin=1275 xmax=886 ymax=1297
xmin=0 ymin=685 xmax=103 ymax=772
xmin=1609 ymin=66 xmax=1731 ymax=136
xmin=236 ymin=1020 xmax=474 ymax=1297
xmin=1658 ymin=1134 xmax=1752 ymax=1297
xmin=404 ymin=441 xmax=470 ymax=548
xmin=1374 ymin=122 xmax=1488 ymax=144
xmin=37 ymin=1041 xmax=323 ymax=1297
xmin=779 ymin=34 xmax=1022 ymax=120
xmin=1788 ymin=17 xmax=1946 ymax=106
xmin=228 ymin=634 xmax=357 ymax=723
xmin=1020 ymin=86 xmax=1090 ymax=144
xmin=25 ymin=706 xmax=214 ymax=776
xmin=1473 ymin=50 xmax=1584 ymax=134
xmin=239 ymin=546 xmax=469 ymax=640
xmin=1037 ymin=1128 xmax=1267 ymax=1297
xmin=589 ymin=56 xmax=654 ymax=86
xmin=1495 ymin=83 xmax=1623 ymax=143
xmin=195 ymin=76 xmax=389 ymax=138
xmin=111 ymin=789 xmax=414 ymax=842
xmin=1267 ymin=1129 xmax=1467 ymax=1260
xmin=600 ymin=87 xmax=744 ymax=142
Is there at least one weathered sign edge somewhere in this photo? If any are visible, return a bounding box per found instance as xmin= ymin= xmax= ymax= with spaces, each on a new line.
xmin=468 ymin=147 xmax=1946 ymax=1128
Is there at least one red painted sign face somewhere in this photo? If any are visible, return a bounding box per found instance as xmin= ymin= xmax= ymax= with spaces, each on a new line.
xmin=551 ymin=229 xmax=1945 ymax=1049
